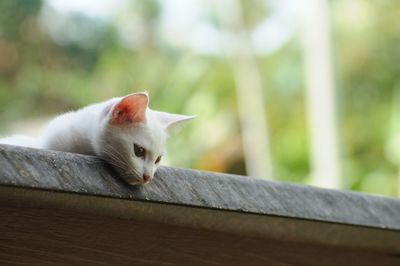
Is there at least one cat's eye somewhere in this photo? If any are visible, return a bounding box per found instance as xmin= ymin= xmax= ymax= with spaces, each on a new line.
xmin=134 ymin=144 xmax=146 ymax=158
xmin=155 ymin=156 xmax=162 ymax=164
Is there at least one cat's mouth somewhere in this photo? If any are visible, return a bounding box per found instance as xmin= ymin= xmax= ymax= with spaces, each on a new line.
xmin=122 ymin=175 xmax=149 ymax=185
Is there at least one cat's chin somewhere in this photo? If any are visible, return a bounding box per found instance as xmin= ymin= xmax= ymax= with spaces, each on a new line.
xmin=123 ymin=176 xmax=147 ymax=186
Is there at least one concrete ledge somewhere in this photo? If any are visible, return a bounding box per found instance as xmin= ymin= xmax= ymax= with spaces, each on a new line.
xmin=1 ymin=144 xmax=400 ymax=265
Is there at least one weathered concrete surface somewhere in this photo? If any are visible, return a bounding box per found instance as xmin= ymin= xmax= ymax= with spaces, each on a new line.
xmin=0 ymin=143 xmax=400 ymax=265
xmin=1 ymin=144 xmax=399 ymax=229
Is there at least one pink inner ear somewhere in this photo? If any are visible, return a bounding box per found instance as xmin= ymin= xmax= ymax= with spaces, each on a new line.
xmin=111 ymin=94 xmax=148 ymax=125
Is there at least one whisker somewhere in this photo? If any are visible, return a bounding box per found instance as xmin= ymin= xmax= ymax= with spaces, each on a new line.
xmin=96 ymin=140 xmax=144 ymax=181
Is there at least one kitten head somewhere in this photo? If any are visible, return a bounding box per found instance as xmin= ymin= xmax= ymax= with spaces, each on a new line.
xmin=98 ymin=92 xmax=194 ymax=185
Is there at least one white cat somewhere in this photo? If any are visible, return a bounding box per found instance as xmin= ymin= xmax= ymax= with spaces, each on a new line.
xmin=0 ymin=92 xmax=194 ymax=185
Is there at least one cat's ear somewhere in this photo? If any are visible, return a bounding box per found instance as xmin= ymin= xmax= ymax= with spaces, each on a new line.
xmin=155 ymin=111 xmax=195 ymax=133
xmin=110 ymin=93 xmax=149 ymax=125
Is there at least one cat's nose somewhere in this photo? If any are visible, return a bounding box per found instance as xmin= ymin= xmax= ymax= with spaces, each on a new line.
xmin=143 ymin=174 xmax=151 ymax=183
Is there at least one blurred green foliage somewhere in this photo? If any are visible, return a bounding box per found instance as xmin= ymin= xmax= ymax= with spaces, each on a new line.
xmin=0 ymin=0 xmax=399 ymax=196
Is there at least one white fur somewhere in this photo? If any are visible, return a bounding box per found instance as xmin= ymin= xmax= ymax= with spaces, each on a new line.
xmin=0 ymin=135 xmax=40 ymax=148
xmin=0 ymin=93 xmax=194 ymax=185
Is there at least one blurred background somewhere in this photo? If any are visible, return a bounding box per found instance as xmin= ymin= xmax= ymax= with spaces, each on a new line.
xmin=0 ymin=0 xmax=399 ymax=196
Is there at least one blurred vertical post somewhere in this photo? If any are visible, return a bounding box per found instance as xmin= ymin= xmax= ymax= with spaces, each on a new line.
xmin=387 ymin=91 xmax=400 ymax=196
xmin=301 ymin=0 xmax=341 ymax=188
xmin=215 ymin=0 xmax=273 ymax=179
